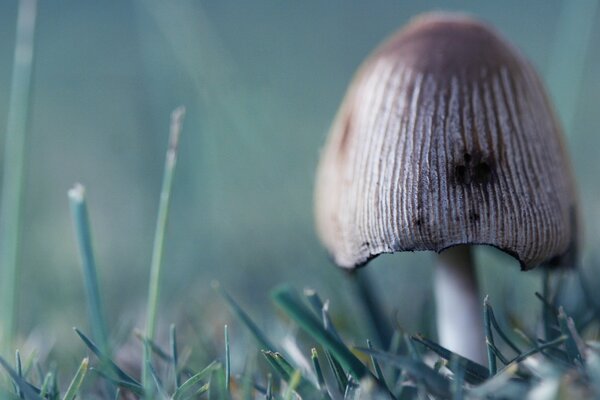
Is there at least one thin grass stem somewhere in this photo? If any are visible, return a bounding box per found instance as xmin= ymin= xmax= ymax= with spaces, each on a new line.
xmin=0 ymin=0 xmax=38 ymax=357
xmin=68 ymin=184 xmax=110 ymax=354
xmin=143 ymin=106 xmax=186 ymax=392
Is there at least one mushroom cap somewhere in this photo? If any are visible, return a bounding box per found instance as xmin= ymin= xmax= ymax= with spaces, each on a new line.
xmin=314 ymin=12 xmax=578 ymax=270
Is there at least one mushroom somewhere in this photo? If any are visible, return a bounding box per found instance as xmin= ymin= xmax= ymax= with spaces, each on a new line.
xmin=314 ymin=12 xmax=578 ymax=364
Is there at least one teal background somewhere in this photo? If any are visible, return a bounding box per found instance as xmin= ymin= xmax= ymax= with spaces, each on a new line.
xmin=0 ymin=1 xmax=597 ymax=358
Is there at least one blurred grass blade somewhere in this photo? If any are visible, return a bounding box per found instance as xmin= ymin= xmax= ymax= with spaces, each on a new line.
xmin=557 ymin=307 xmax=585 ymax=364
xmin=68 ymin=184 xmax=110 ymax=354
xmin=486 ymin=302 xmax=522 ymax=354
xmin=170 ymin=324 xmax=179 ymax=389
xmin=500 ymin=335 xmax=567 ymax=372
xmin=215 ymin=283 xmax=276 ymax=351
xmin=224 ymin=325 xmax=230 ymax=393
xmin=265 ymin=374 xmax=272 ymax=400
xmin=172 ymin=361 xmax=219 ymax=400
xmin=483 ymin=297 xmax=497 ymax=375
xmin=449 ymin=355 xmax=465 ymax=400
xmin=283 ymin=370 xmax=301 ymax=400
xmin=355 ymin=347 xmax=450 ymax=398
xmin=91 ymin=368 xmax=145 ymax=396
xmin=348 ymin=270 xmax=391 ymax=348
xmin=0 ymin=0 xmax=38 ymax=357
xmin=411 ymin=335 xmax=489 ymax=384
xmin=367 ymin=339 xmax=388 ymax=391
xmin=304 ymin=288 xmax=347 ymax=390
xmin=536 ymin=290 xmax=561 ymax=340
xmin=39 ymin=373 xmax=52 ymax=398
xmin=74 ymin=327 xmax=141 ymax=387
xmin=311 ymin=348 xmax=325 ymax=392
xmin=208 ymin=367 xmax=228 ymax=400
xmin=15 ymin=349 xmax=23 ymax=399
xmin=261 ymin=351 xmax=323 ymax=400
xmin=62 ymin=358 xmax=89 ymax=400
xmin=271 ymin=285 xmax=369 ymax=380
xmin=144 ymin=107 xmax=186 ymax=391
xmin=0 ymin=356 xmax=43 ymax=400
xmin=148 ymin=360 xmax=169 ymax=399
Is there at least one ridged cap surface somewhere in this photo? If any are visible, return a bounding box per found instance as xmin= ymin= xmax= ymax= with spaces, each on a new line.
xmin=315 ymin=13 xmax=578 ymax=270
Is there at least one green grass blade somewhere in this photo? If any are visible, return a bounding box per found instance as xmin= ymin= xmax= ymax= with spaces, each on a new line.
xmin=557 ymin=307 xmax=584 ymax=364
xmin=62 ymin=358 xmax=89 ymax=400
xmin=172 ymin=361 xmax=219 ymax=400
xmin=170 ymin=324 xmax=179 ymax=389
xmin=68 ymin=184 xmax=110 ymax=354
xmin=271 ymin=285 xmax=369 ymax=380
xmin=148 ymin=360 xmax=169 ymax=399
xmin=449 ymin=356 xmax=465 ymax=400
xmin=283 ymin=370 xmax=301 ymax=400
xmin=324 ymin=350 xmax=347 ymax=393
xmin=499 ymin=336 xmax=567 ymax=373
xmin=410 ymin=335 xmax=489 ymax=384
xmin=91 ymin=368 xmax=145 ymax=396
xmin=73 ymin=327 xmax=141 ymax=387
xmin=144 ymin=106 xmax=186 ymax=390
xmin=15 ymin=350 xmax=23 ymax=399
xmin=348 ymin=270 xmax=391 ymax=348
xmin=304 ymin=288 xmax=347 ymax=391
xmin=265 ymin=373 xmax=272 ymax=400
xmin=0 ymin=356 xmax=43 ymax=400
xmin=311 ymin=348 xmax=325 ymax=392
xmin=216 ymin=283 xmax=277 ymax=351
xmin=355 ymin=347 xmax=450 ymax=398
xmin=367 ymin=340 xmax=388 ymax=391
xmin=39 ymin=373 xmax=52 ymax=398
xmin=208 ymin=367 xmax=228 ymax=400
xmin=0 ymin=0 xmax=38 ymax=357
xmin=224 ymin=325 xmax=230 ymax=393
xmin=483 ymin=297 xmax=497 ymax=375
xmin=261 ymin=351 xmax=323 ymax=399
xmin=486 ymin=303 xmax=522 ymax=354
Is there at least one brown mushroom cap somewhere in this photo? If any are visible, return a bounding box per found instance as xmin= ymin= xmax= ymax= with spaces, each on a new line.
xmin=315 ymin=12 xmax=578 ymax=270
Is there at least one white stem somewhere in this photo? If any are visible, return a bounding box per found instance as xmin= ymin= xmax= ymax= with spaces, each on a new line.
xmin=434 ymin=245 xmax=486 ymax=364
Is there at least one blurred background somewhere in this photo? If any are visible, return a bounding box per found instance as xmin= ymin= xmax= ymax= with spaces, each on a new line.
xmin=0 ymin=0 xmax=598 ymax=364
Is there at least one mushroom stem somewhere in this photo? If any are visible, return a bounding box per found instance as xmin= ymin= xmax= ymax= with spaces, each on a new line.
xmin=434 ymin=245 xmax=486 ymax=364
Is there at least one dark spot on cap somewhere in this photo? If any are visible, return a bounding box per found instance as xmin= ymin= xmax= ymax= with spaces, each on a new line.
xmin=463 ymin=153 xmax=472 ymax=163
xmin=468 ymin=211 xmax=479 ymax=222
xmin=455 ymin=165 xmax=468 ymax=184
xmin=473 ymin=162 xmax=492 ymax=183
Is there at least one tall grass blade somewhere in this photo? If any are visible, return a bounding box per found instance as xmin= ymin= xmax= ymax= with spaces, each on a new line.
xmin=143 ymin=106 xmax=186 ymax=390
xmin=62 ymin=358 xmax=89 ymax=400
xmin=68 ymin=184 xmax=110 ymax=354
xmin=0 ymin=0 xmax=38 ymax=357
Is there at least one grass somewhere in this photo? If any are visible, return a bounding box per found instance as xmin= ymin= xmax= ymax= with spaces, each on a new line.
xmin=0 ymin=3 xmax=599 ymax=399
